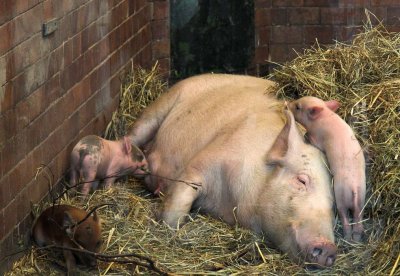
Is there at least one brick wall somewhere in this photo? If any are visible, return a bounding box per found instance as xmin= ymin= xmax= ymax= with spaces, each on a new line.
xmin=253 ymin=0 xmax=400 ymax=73
xmin=0 ymin=0 xmax=170 ymax=273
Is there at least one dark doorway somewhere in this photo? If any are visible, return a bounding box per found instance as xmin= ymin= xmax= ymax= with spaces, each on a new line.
xmin=170 ymin=0 xmax=254 ymax=81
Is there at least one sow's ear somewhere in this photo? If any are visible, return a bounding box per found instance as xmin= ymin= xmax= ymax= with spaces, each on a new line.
xmin=266 ymin=109 xmax=304 ymax=166
xmin=325 ymin=100 xmax=340 ymax=112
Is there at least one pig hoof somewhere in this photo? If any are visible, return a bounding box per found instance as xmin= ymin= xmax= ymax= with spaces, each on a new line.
xmin=352 ymin=231 xmax=364 ymax=243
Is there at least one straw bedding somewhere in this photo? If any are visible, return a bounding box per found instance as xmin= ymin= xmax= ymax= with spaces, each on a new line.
xmin=6 ymin=16 xmax=400 ymax=275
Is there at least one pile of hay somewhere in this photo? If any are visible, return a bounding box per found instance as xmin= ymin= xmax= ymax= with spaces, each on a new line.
xmin=7 ymin=19 xmax=399 ymax=276
xmin=270 ymin=15 xmax=400 ymax=275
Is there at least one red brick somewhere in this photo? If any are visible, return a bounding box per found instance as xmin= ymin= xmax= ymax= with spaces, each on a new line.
xmin=0 ymin=22 xmax=13 ymax=56
xmin=16 ymin=0 xmax=41 ymax=16
xmin=256 ymin=27 xmax=271 ymax=46
xmin=152 ymin=20 xmax=168 ymax=40
xmin=271 ymin=8 xmax=287 ymax=25
xmin=0 ymin=1 xmax=13 ymax=26
xmin=0 ymin=83 xmax=14 ymax=114
xmin=0 ymin=110 xmax=17 ymax=146
xmin=0 ymin=209 xmax=4 ymax=241
xmin=255 ymin=8 xmax=272 ymax=27
xmin=273 ymin=0 xmax=304 ymax=7
xmin=305 ymin=26 xmax=336 ymax=44
xmin=305 ymin=0 xmax=338 ymax=6
xmin=269 ymin=44 xmax=288 ymax=62
xmin=3 ymin=199 xmax=18 ymax=237
xmin=271 ymin=26 xmax=303 ymax=43
xmin=153 ymin=1 xmax=169 ymax=20
xmin=367 ymin=8 xmax=388 ymax=24
xmin=255 ymin=46 xmax=269 ymax=63
xmin=387 ymin=25 xmax=400 ymax=33
xmin=255 ymin=0 xmax=273 ymax=8
xmin=96 ymin=59 xmax=111 ymax=87
xmin=61 ymin=0 xmax=76 ymax=15
xmin=335 ymin=26 xmax=362 ymax=42
xmin=321 ymin=8 xmax=347 ymax=25
xmin=288 ymin=7 xmax=320 ymax=25
xmin=15 ymin=87 xmax=45 ymax=132
xmin=1 ymin=132 xmax=30 ymax=176
xmin=387 ymin=8 xmax=400 ymax=26
xmin=135 ymin=0 xmax=147 ymax=12
xmin=344 ymin=8 xmax=386 ymax=25
xmin=156 ymin=58 xmax=170 ymax=78
xmin=15 ymin=188 xmax=31 ymax=223
xmin=371 ymin=0 xmax=400 ymax=7
xmin=0 ymin=175 xmax=11 ymax=209
xmin=110 ymin=0 xmax=129 ymax=29
xmin=338 ymin=0 xmax=370 ymax=7
xmin=137 ymin=44 xmax=154 ymax=69
xmin=26 ymin=173 xmax=49 ymax=205
xmin=87 ymin=0 xmax=101 ymax=25
xmin=43 ymin=0 xmax=54 ymax=20
xmin=5 ymin=34 xmax=42 ymax=82
xmin=152 ymin=39 xmax=170 ymax=59
xmin=63 ymin=39 xmax=73 ymax=68
xmin=12 ymin=4 xmax=43 ymax=47
xmin=8 ymin=157 xmax=34 ymax=200
xmin=288 ymin=44 xmax=306 ymax=61
xmin=61 ymin=55 xmax=85 ymax=91
xmin=72 ymin=33 xmax=83 ymax=62
xmin=81 ymin=24 xmax=100 ymax=54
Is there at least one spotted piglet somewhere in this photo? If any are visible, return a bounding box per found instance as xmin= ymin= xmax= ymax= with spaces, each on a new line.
xmin=288 ymin=96 xmax=366 ymax=242
xmin=69 ymin=135 xmax=148 ymax=195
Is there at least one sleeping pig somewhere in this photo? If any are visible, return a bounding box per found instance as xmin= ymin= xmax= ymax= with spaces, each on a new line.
xmin=32 ymin=205 xmax=102 ymax=273
xmin=130 ymin=74 xmax=337 ymax=267
xmin=69 ymin=135 xmax=148 ymax=195
xmin=288 ymin=96 xmax=366 ymax=242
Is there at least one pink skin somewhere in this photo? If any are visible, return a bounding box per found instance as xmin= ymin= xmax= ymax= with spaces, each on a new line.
xmin=288 ymin=96 xmax=366 ymax=242
xmin=32 ymin=205 xmax=102 ymax=273
xmin=130 ymin=74 xmax=337 ymax=267
xmin=70 ymin=135 xmax=148 ymax=195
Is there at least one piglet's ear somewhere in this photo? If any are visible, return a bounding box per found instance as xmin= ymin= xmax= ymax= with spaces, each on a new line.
xmin=325 ymin=100 xmax=340 ymax=112
xmin=123 ymin=136 xmax=132 ymax=154
xmin=63 ymin=211 xmax=76 ymax=236
xmin=92 ymin=211 xmax=99 ymax=222
xmin=307 ymin=106 xmax=323 ymax=120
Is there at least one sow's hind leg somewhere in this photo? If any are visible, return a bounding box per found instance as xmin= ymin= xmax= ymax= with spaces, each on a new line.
xmin=129 ymin=86 xmax=180 ymax=148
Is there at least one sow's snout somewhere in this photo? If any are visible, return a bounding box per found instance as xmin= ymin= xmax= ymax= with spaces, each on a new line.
xmin=305 ymin=239 xmax=337 ymax=267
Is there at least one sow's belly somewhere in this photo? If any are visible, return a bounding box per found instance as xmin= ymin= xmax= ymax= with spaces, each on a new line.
xmin=144 ymin=76 xmax=283 ymax=212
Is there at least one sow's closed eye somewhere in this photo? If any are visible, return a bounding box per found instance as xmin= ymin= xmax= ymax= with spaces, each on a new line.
xmin=292 ymin=174 xmax=310 ymax=191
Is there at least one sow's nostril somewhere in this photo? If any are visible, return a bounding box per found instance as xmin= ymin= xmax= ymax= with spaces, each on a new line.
xmin=312 ymin=248 xmax=322 ymax=258
xmin=308 ymin=243 xmax=337 ymax=267
xmin=326 ymin=255 xmax=336 ymax=267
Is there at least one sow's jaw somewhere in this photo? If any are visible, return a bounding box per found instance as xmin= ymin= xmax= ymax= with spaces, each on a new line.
xmin=129 ymin=73 xmax=337 ymax=268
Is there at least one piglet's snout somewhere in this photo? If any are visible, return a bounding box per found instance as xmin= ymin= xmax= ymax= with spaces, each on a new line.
xmin=307 ymin=240 xmax=337 ymax=267
xmin=135 ymin=159 xmax=150 ymax=176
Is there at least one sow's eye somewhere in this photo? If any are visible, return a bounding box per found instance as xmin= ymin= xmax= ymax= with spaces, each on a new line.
xmin=293 ymin=174 xmax=310 ymax=191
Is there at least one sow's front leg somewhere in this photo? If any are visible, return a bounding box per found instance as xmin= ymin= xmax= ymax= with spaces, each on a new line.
xmin=160 ymin=171 xmax=201 ymax=228
xmin=159 ymin=151 xmax=218 ymax=228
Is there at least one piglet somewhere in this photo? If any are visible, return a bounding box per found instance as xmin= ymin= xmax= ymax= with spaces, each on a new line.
xmin=32 ymin=205 xmax=102 ymax=273
xmin=288 ymin=96 xmax=366 ymax=242
xmin=69 ymin=135 xmax=148 ymax=195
